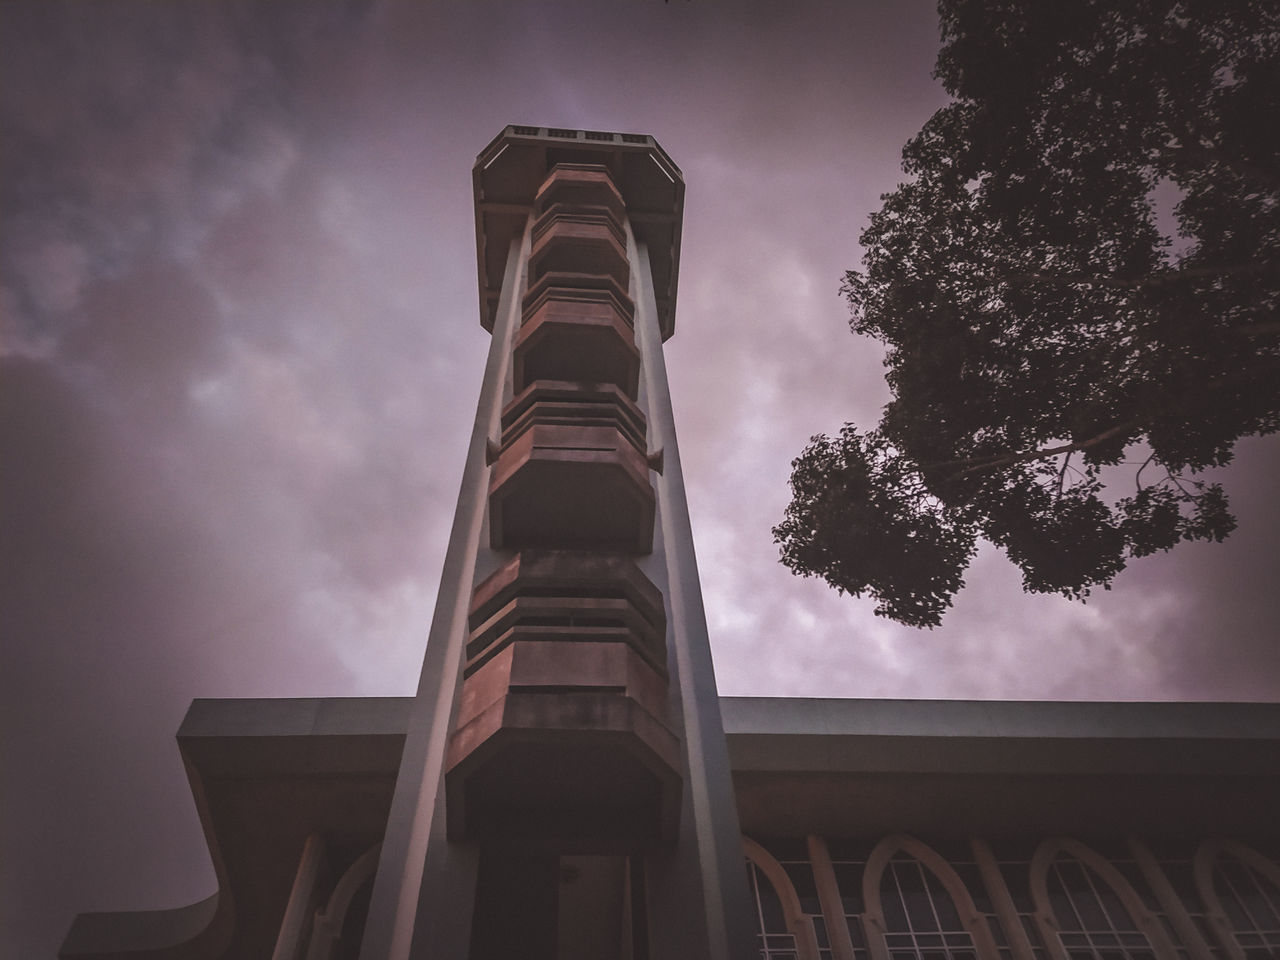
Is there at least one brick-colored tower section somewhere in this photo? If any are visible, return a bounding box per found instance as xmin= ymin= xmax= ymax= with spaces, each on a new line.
xmin=445 ymin=162 xmax=682 ymax=846
xmin=360 ymin=127 xmax=755 ymax=960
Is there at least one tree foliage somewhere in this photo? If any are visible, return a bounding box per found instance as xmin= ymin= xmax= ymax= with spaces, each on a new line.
xmin=775 ymin=0 xmax=1279 ymax=627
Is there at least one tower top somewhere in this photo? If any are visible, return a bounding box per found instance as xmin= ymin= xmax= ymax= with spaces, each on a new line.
xmin=473 ymin=125 xmax=685 ymax=338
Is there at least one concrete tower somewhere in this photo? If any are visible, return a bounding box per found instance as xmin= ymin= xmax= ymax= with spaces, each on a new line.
xmin=357 ymin=126 xmax=757 ymax=960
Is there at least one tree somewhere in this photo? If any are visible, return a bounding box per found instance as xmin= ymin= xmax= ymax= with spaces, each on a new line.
xmin=774 ymin=0 xmax=1280 ymax=627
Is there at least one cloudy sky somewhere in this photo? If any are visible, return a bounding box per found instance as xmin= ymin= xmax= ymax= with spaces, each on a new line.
xmin=3 ymin=1 xmax=1278 ymax=955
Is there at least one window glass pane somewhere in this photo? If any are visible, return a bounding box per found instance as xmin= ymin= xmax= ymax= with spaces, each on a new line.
xmin=813 ymin=915 xmax=829 ymax=949
xmin=1240 ymin=863 xmax=1280 ymax=928
xmin=1021 ymin=913 xmax=1045 ymax=947
xmin=1059 ymin=861 xmax=1109 ymax=930
xmin=1216 ymin=862 xmax=1256 ymax=929
xmin=784 ymin=862 xmax=822 ymax=916
xmin=988 ymin=914 xmax=1008 ymax=946
xmin=893 ymin=861 xmax=937 ymax=931
xmin=880 ymin=872 xmax=910 ymax=933
xmin=923 ymin=869 xmax=963 ymax=930
xmin=1047 ymin=865 xmax=1083 ymax=931
xmin=845 ymin=914 xmax=867 ymax=948
xmin=953 ymin=862 xmax=992 ymax=913
xmin=1095 ymin=875 xmax=1136 ymax=930
xmin=750 ymin=862 xmax=789 ymax=935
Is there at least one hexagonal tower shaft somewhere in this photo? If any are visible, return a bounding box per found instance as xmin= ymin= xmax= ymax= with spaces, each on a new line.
xmin=358 ymin=127 xmax=754 ymax=960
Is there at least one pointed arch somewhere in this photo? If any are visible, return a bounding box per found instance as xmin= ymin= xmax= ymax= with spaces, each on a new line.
xmin=306 ymin=843 xmax=381 ymax=960
xmin=1029 ymin=838 xmax=1177 ymax=960
xmin=1194 ymin=838 xmax=1280 ymax=960
xmin=862 ymin=834 xmax=999 ymax=960
xmin=743 ymin=836 xmax=821 ymax=960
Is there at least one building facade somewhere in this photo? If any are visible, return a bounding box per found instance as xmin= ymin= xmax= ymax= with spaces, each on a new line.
xmin=61 ymin=128 xmax=1280 ymax=960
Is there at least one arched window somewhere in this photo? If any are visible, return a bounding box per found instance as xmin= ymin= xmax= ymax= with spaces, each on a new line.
xmin=1195 ymin=839 xmax=1280 ymax=960
xmin=1030 ymin=839 xmax=1177 ymax=960
xmin=863 ymin=835 xmax=998 ymax=960
xmin=744 ymin=837 xmax=822 ymax=960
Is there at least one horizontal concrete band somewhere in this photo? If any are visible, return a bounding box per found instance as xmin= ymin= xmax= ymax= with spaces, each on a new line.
xmin=521 ymin=278 xmax=635 ymax=325
xmin=533 ymin=163 xmax=627 ymax=223
xmin=465 ymin=596 xmax=667 ymax=672
xmin=468 ymin=550 xmax=665 ymax=629
xmin=529 ymin=217 xmax=629 ymax=288
xmin=457 ymin=638 xmax=672 ymax=726
xmin=500 ymin=392 xmax=648 ymax=454
xmin=531 ymin=204 xmax=627 ymax=247
xmin=521 ymin=271 xmax=633 ymax=321
xmin=514 ymin=306 xmax=640 ymax=396
xmin=487 ymin=446 xmax=656 ymax=552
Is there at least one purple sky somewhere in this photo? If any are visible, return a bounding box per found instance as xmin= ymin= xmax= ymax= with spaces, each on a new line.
xmin=3 ymin=2 xmax=1278 ymax=955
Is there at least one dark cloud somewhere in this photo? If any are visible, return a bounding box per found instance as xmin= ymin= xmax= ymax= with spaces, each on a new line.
xmin=2 ymin=2 xmax=1277 ymax=956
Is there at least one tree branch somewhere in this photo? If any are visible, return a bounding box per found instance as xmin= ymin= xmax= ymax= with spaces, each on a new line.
xmin=1154 ymin=142 xmax=1280 ymax=195
xmin=1003 ymin=261 xmax=1279 ymax=291
xmin=932 ymin=420 xmax=1141 ymax=479
xmin=1238 ymin=320 xmax=1280 ymax=337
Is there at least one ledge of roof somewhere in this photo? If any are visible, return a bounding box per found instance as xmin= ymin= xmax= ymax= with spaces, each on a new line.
xmin=178 ymin=696 xmax=413 ymax=776
xmin=61 ymin=698 xmax=413 ymax=960
xmin=721 ymin=696 xmax=1280 ymax=739
xmin=721 ymin=697 xmax=1280 ymax=775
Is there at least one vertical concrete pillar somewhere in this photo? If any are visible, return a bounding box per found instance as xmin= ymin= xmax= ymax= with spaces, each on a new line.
xmin=807 ymin=835 xmax=857 ymax=960
xmin=359 ymin=228 xmax=527 ymax=960
xmin=272 ymin=834 xmax=327 ymax=960
xmin=630 ymin=234 xmax=757 ymax=960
